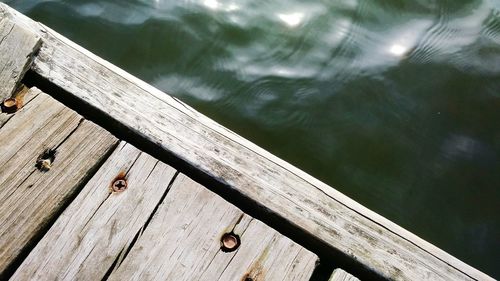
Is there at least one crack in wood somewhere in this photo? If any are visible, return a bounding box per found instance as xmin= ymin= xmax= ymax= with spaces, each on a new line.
xmin=0 ymin=95 xmax=119 ymax=280
xmin=105 ymin=170 xmax=181 ymax=276
xmin=0 ymin=24 xmax=14 ymax=52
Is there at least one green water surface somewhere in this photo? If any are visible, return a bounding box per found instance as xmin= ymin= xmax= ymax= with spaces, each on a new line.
xmin=4 ymin=0 xmax=499 ymax=277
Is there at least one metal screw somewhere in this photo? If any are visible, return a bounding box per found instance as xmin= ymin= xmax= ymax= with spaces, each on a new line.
xmin=112 ymin=179 xmax=127 ymax=193
xmin=2 ymin=98 xmax=18 ymax=113
xmin=220 ymin=232 xmax=240 ymax=252
xmin=35 ymin=148 xmax=57 ymax=172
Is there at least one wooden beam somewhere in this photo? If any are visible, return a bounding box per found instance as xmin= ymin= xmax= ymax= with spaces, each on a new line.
xmin=0 ymin=3 xmax=492 ymax=280
xmin=0 ymin=88 xmax=117 ymax=278
xmin=107 ymin=173 xmax=318 ymax=281
xmin=0 ymin=11 xmax=40 ymax=101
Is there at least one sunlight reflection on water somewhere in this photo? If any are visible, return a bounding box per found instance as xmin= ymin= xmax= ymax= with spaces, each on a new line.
xmin=277 ymin=12 xmax=304 ymax=27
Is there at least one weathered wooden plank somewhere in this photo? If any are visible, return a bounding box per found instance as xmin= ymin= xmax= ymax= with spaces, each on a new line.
xmin=0 ymin=88 xmax=117 ymax=278
xmin=11 ymin=142 xmax=177 ymax=281
xmin=107 ymin=173 xmax=318 ymax=281
xmin=329 ymin=269 xmax=360 ymax=281
xmin=0 ymin=12 xmax=40 ymax=101
xmin=0 ymin=3 xmax=492 ymax=280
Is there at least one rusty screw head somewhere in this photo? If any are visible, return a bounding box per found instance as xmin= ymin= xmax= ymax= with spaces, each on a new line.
xmin=112 ymin=179 xmax=127 ymax=193
xmin=2 ymin=98 xmax=19 ymax=113
xmin=220 ymin=232 xmax=240 ymax=252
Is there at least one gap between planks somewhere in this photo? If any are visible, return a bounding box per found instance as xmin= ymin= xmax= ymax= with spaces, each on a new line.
xmin=0 ymin=88 xmax=118 ymax=279
xmin=12 ymin=142 xmax=319 ymax=281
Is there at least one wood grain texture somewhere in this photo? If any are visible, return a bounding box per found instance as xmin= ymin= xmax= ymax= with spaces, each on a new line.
xmin=11 ymin=142 xmax=177 ymax=281
xmin=0 ymin=3 xmax=492 ymax=280
xmin=329 ymin=269 xmax=360 ymax=281
xmin=0 ymin=12 xmax=40 ymax=100
xmin=0 ymin=89 xmax=117 ymax=277
xmin=107 ymin=173 xmax=318 ymax=281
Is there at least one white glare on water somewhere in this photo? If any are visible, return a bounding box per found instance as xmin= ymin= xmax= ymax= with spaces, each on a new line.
xmin=202 ymin=0 xmax=239 ymax=12
xmin=203 ymin=0 xmax=219 ymax=9
xmin=389 ymin=44 xmax=408 ymax=56
xmin=277 ymin=12 xmax=304 ymax=27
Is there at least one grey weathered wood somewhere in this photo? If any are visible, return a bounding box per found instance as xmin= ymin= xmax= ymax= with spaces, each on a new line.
xmin=11 ymin=142 xmax=177 ymax=281
xmin=329 ymin=269 xmax=360 ymax=281
xmin=0 ymin=3 xmax=493 ymax=280
xmin=107 ymin=173 xmax=318 ymax=281
xmin=0 ymin=12 xmax=40 ymax=100
xmin=0 ymin=88 xmax=117 ymax=277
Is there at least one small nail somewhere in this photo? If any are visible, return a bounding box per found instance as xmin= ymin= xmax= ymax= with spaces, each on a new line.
xmin=220 ymin=232 xmax=240 ymax=252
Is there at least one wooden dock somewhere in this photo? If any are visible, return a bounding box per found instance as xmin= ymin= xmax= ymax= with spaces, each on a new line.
xmin=0 ymin=3 xmax=494 ymax=281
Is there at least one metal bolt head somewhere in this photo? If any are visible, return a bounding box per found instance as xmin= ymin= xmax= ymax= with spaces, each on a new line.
xmin=112 ymin=179 xmax=127 ymax=193
xmin=2 ymin=98 xmax=18 ymax=113
xmin=35 ymin=148 xmax=57 ymax=172
xmin=220 ymin=233 xmax=240 ymax=252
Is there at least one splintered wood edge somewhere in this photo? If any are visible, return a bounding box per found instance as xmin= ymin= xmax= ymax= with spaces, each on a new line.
xmin=0 ymin=3 xmax=493 ymax=281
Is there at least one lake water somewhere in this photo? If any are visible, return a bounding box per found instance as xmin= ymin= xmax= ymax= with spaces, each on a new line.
xmin=5 ymin=0 xmax=499 ymax=277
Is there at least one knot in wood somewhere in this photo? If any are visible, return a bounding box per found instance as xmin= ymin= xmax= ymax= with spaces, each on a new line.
xmin=112 ymin=179 xmax=127 ymax=193
xmin=1 ymin=98 xmax=19 ymax=113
